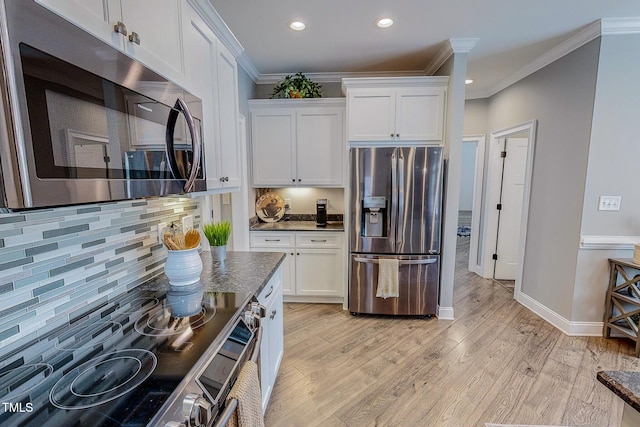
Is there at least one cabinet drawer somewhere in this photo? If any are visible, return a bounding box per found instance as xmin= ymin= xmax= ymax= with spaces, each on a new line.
xmin=257 ymin=268 xmax=282 ymax=307
xmin=250 ymin=233 xmax=294 ymax=247
xmin=296 ymin=233 xmax=342 ymax=248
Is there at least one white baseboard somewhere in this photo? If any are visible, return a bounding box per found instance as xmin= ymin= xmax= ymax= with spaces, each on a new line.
xmin=517 ymin=292 xmax=603 ymax=336
xmin=437 ymin=306 xmax=455 ymax=320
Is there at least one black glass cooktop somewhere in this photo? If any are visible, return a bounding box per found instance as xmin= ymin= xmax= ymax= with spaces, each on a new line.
xmin=0 ymin=282 xmax=250 ymax=427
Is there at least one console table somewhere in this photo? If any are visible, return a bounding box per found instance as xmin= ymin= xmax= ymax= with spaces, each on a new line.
xmin=604 ymin=258 xmax=640 ymax=357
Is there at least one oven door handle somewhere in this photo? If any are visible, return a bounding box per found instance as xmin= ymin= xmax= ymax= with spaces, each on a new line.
xmin=211 ymin=326 xmax=263 ymax=427
xmin=166 ymin=98 xmax=202 ymax=192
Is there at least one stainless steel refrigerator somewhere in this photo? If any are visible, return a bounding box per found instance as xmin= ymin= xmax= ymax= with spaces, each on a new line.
xmin=349 ymin=146 xmax=443 ymax=315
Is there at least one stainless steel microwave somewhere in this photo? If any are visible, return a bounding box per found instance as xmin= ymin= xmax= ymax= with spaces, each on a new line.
xmin=0 ymin=1 xmax=206 ymax=210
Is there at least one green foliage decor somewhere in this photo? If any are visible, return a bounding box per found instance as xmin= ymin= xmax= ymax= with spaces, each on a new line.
xmin=202 ymin=221 xmax=231 ymax=247
xmin=270 ymin=72 xmax=322 ymax=99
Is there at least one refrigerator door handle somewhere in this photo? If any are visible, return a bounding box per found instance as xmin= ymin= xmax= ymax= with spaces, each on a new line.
xmin=396 ymin=149 xmax=405 ymax=250
xmin=353 ymin=257 xmax=437 ymax=265
xmin=390 ymin=148 xmax=398 ymax=248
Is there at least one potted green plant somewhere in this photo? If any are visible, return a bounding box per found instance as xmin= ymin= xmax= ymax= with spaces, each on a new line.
xmin=270 ymin=72 xmax=322 ymax=99
xmin=202 ymin=221 xmax=231 ymax=262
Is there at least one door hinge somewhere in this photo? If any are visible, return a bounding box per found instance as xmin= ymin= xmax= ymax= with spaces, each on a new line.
xmin=492 ymin=253 xmax=498 ymax=260
xmin=501 ymin=151 xmax=507 ymax=158
xmin=496 ymin=203 xmax=502 ymax=210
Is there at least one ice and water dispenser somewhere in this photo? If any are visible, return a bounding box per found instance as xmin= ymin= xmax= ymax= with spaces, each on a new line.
xmin=361 ymin=196 xmax=386 ymax=237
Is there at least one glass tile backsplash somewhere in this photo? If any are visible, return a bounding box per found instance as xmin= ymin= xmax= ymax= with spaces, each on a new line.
xmin=0 ymin=197 xmax=199 ymax=349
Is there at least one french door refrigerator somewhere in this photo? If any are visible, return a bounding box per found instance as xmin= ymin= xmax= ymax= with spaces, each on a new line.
xmin=349 ymin=146 xmax=443 ymax=315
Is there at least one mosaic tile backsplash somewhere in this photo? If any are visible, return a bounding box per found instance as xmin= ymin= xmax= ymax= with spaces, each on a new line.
xmin=0 ymin=197 xmax=200 ymax=349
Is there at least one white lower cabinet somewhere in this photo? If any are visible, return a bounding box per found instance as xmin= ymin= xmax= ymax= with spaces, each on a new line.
xmin=250 ymin=232 xmax=345 ymax=303
xmin=257 ymin=267 xmax=284 ymax=413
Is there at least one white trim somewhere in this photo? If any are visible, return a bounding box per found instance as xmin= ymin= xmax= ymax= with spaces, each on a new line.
xmin=187 ymin=0 xmax=244 ymax=58
xmin=437 ymin=306 xmax=455 ymax=320
xmin=424 ymin=38 xmax=478 ymax=76
xmin=236 ymin=52 xmax=260 ymax=81
xmin=256 ymin=70 xmax=427 ymax=85
xmin=580 ymin=235 xmax=640 ymax=250
xmin=481 ymin=120 xmax=537 ymax=304
xmin=601 ymin=17 xmax=640 ymax=35
xmin=341 ymin=76 xmax=450 ymax=92
xmin=248 ymin=98 xmax=346 ymax=108
xmin=517 ymin=292 xmax=603 ymax=336
xmin=463 ymin=135 xmax=486 ymax=275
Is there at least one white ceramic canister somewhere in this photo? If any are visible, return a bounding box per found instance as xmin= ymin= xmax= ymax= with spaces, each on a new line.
xmin=164 ymin=248 xmax=203 ymax=286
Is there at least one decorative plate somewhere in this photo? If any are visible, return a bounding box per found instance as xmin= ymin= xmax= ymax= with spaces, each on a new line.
xmin=256 ymin=192 xmax=285 ymax=223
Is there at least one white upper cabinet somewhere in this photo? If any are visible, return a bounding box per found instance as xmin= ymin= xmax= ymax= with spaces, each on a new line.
xmin=249 ymin=99 xmax=345 ymax=188
xmin=35 ymin=0 xmax=184 ymax=83
xmin=182 ymin=5 xmax=241 ymax=191
xmin=343 ymin=77 xmax=448 ymax=143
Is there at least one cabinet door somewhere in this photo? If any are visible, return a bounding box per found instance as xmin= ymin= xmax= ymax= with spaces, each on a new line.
xmin=251 ymin=110 xmax=296 ymax=186
xmin=215 ymin=41 xmax=241 ymax=189
xmin=182 ymin=6 xmax=221 ymax=189
xmin=262 ymin=288 xmax=284 ymax=412
xmin=120 ymin=0 xmax=184 ymax=82
xmin=347 ymin=90 xmax=395 ymax=141
xmin=395 ymin=88 xmax=445 ymax=141
xmin=296 ymin=107 xmax=344 ymax=187
xmin=35 ymin=0 xmax=123 ymax=48
xmin=295 ymin=248 xmax=343 ymax=297
xmin=250 ymin=246 xmax=295 ymax=296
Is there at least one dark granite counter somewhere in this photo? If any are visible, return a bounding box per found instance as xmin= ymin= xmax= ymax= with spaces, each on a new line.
xmin=147 ymin=250 xmax=286 ymax=297
xmin=250 ymin=220 xmax=344 ymax=232
xmin=597 ymin=370 xmax=640 ymax=412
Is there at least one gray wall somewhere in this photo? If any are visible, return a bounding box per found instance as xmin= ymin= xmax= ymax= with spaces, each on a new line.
xmin=485 ymin=39 xmax=600 ymax=319
xmin=572 ymin=33 xmax=640 ymax=322
xmin=459 ymin=142 xmax=477 ymax=211
xmin=463 ymin=98 xmax=489 ymax=135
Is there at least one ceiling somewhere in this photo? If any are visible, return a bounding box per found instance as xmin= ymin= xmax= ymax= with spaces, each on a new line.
xmin=208 ymin=0 xmax=640 ymax=99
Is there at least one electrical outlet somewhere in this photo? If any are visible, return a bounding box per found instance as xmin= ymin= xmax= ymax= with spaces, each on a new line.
xmin=284 ymin=199 xmax=291 ymax=210
xmin=598 ymin=196 xmax=622 ymax=211
xmin=222 ymin=193 xmax=231 ymax=205
xmin=182 ymin=215 xmax=194 ymax=231
xmin=157 ymin=222 xmax=167 ymax=241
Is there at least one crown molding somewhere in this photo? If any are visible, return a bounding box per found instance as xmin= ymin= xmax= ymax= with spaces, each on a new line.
xmin=601 ymin=17 xmax=640 ymax=35
xmin=255 ymin=70 xmax=427 ymax=85
xmin=236 ymin=52 xmax=260 ymax=81
xmin=342 ymin=76 xmax=449 ymax=92
xmin=187 ymin=0 xmax=244 ymax=59
xmin=423 ymin=38 xmax=479 ymax=75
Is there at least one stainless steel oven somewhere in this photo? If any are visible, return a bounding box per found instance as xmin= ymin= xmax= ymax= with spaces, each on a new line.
xmin=0 ymin=1 xmax=206 ymax=210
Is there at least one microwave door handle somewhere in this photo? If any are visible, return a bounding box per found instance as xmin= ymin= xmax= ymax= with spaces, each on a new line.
xmin=165 ymin=98 xmax=202 ymax=192
xmin=176 ymin=98 xmax=201 ymax=192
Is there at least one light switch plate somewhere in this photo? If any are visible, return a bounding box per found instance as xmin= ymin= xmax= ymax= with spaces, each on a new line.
xmin=598 ymin=196 xmax=621 ymax=211
xmin=222 ymin=193 xmax=231 ymax=205
xmin=182 ymin=215 xmax=194 ymax=231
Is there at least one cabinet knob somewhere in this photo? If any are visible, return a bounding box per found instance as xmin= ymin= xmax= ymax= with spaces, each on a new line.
xmin=290 ymin=252 xmax=294 ymax=256
xmin=270 ymin=309 xmax=276 ymax=320
xmin=220 ymin=177 xmax=225 ymax=182
xmin=113 ymin=21 xmax=128 ymax=36
xmin=298 ymin=178 xmax=301 ymax=182
xmin=396 ymin=133 xmax=400 ymax=138
xmin=390 ymin=133 xmax=394 ymax=138
xmin=296 ymin=252 xmax=300 ymax=256
xmin=128 ymin=31 xmax=141 ymax=45
xmin=292 ymin=179 xmax=295 ymax=182
xmin=225 ymin=177 xmax=229 ymax=182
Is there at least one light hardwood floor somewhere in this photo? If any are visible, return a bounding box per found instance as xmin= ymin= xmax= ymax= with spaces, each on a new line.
xmin=265 ymin=237 xmax=640 ymax=427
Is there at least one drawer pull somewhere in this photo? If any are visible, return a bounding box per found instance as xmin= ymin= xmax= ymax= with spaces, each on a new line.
xmin=264 ymin=285 xmax=273 ymax=298
xmin=270 ymin=309 xmax=277 ymax=320
xmin=264 ymin=239 xmax=281 ymax=242
xmin=310 ymin=239 xmax=327 ymax=243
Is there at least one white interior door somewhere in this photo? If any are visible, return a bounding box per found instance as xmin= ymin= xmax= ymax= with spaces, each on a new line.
xmin=494 ymin=137 xmax=528 ymax=280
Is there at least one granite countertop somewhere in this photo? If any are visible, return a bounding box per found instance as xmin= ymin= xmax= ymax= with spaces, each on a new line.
xmin=597 ymin=370 xmax=640 ymax=412
xmin=250 ymin=220 xmax=344 ymax=232
xmin=147 ymin=250 xmax=286 ymax=297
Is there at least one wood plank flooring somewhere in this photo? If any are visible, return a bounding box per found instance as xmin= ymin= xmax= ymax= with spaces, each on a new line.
xmin=265 ymin=237 xmax=640 ymax=426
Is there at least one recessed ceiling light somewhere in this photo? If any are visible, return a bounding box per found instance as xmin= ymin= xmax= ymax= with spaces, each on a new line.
xmin=376 ymin=18 xmax=394 ymax=28
xmin=289 ymin=21 xmax=306 ymax=31
xmin=465 ymin=79 xmax=474 ymax=85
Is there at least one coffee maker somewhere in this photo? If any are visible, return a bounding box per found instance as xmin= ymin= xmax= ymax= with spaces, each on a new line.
xmin=316 ymin=199 xmax=328 ymax=227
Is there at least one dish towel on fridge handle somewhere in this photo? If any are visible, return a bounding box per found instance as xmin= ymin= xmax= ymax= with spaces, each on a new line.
xmin=225 ymin=360 xmax=264 ymax=427
xmin=376 ymin=258 xmax=399 ymax=298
